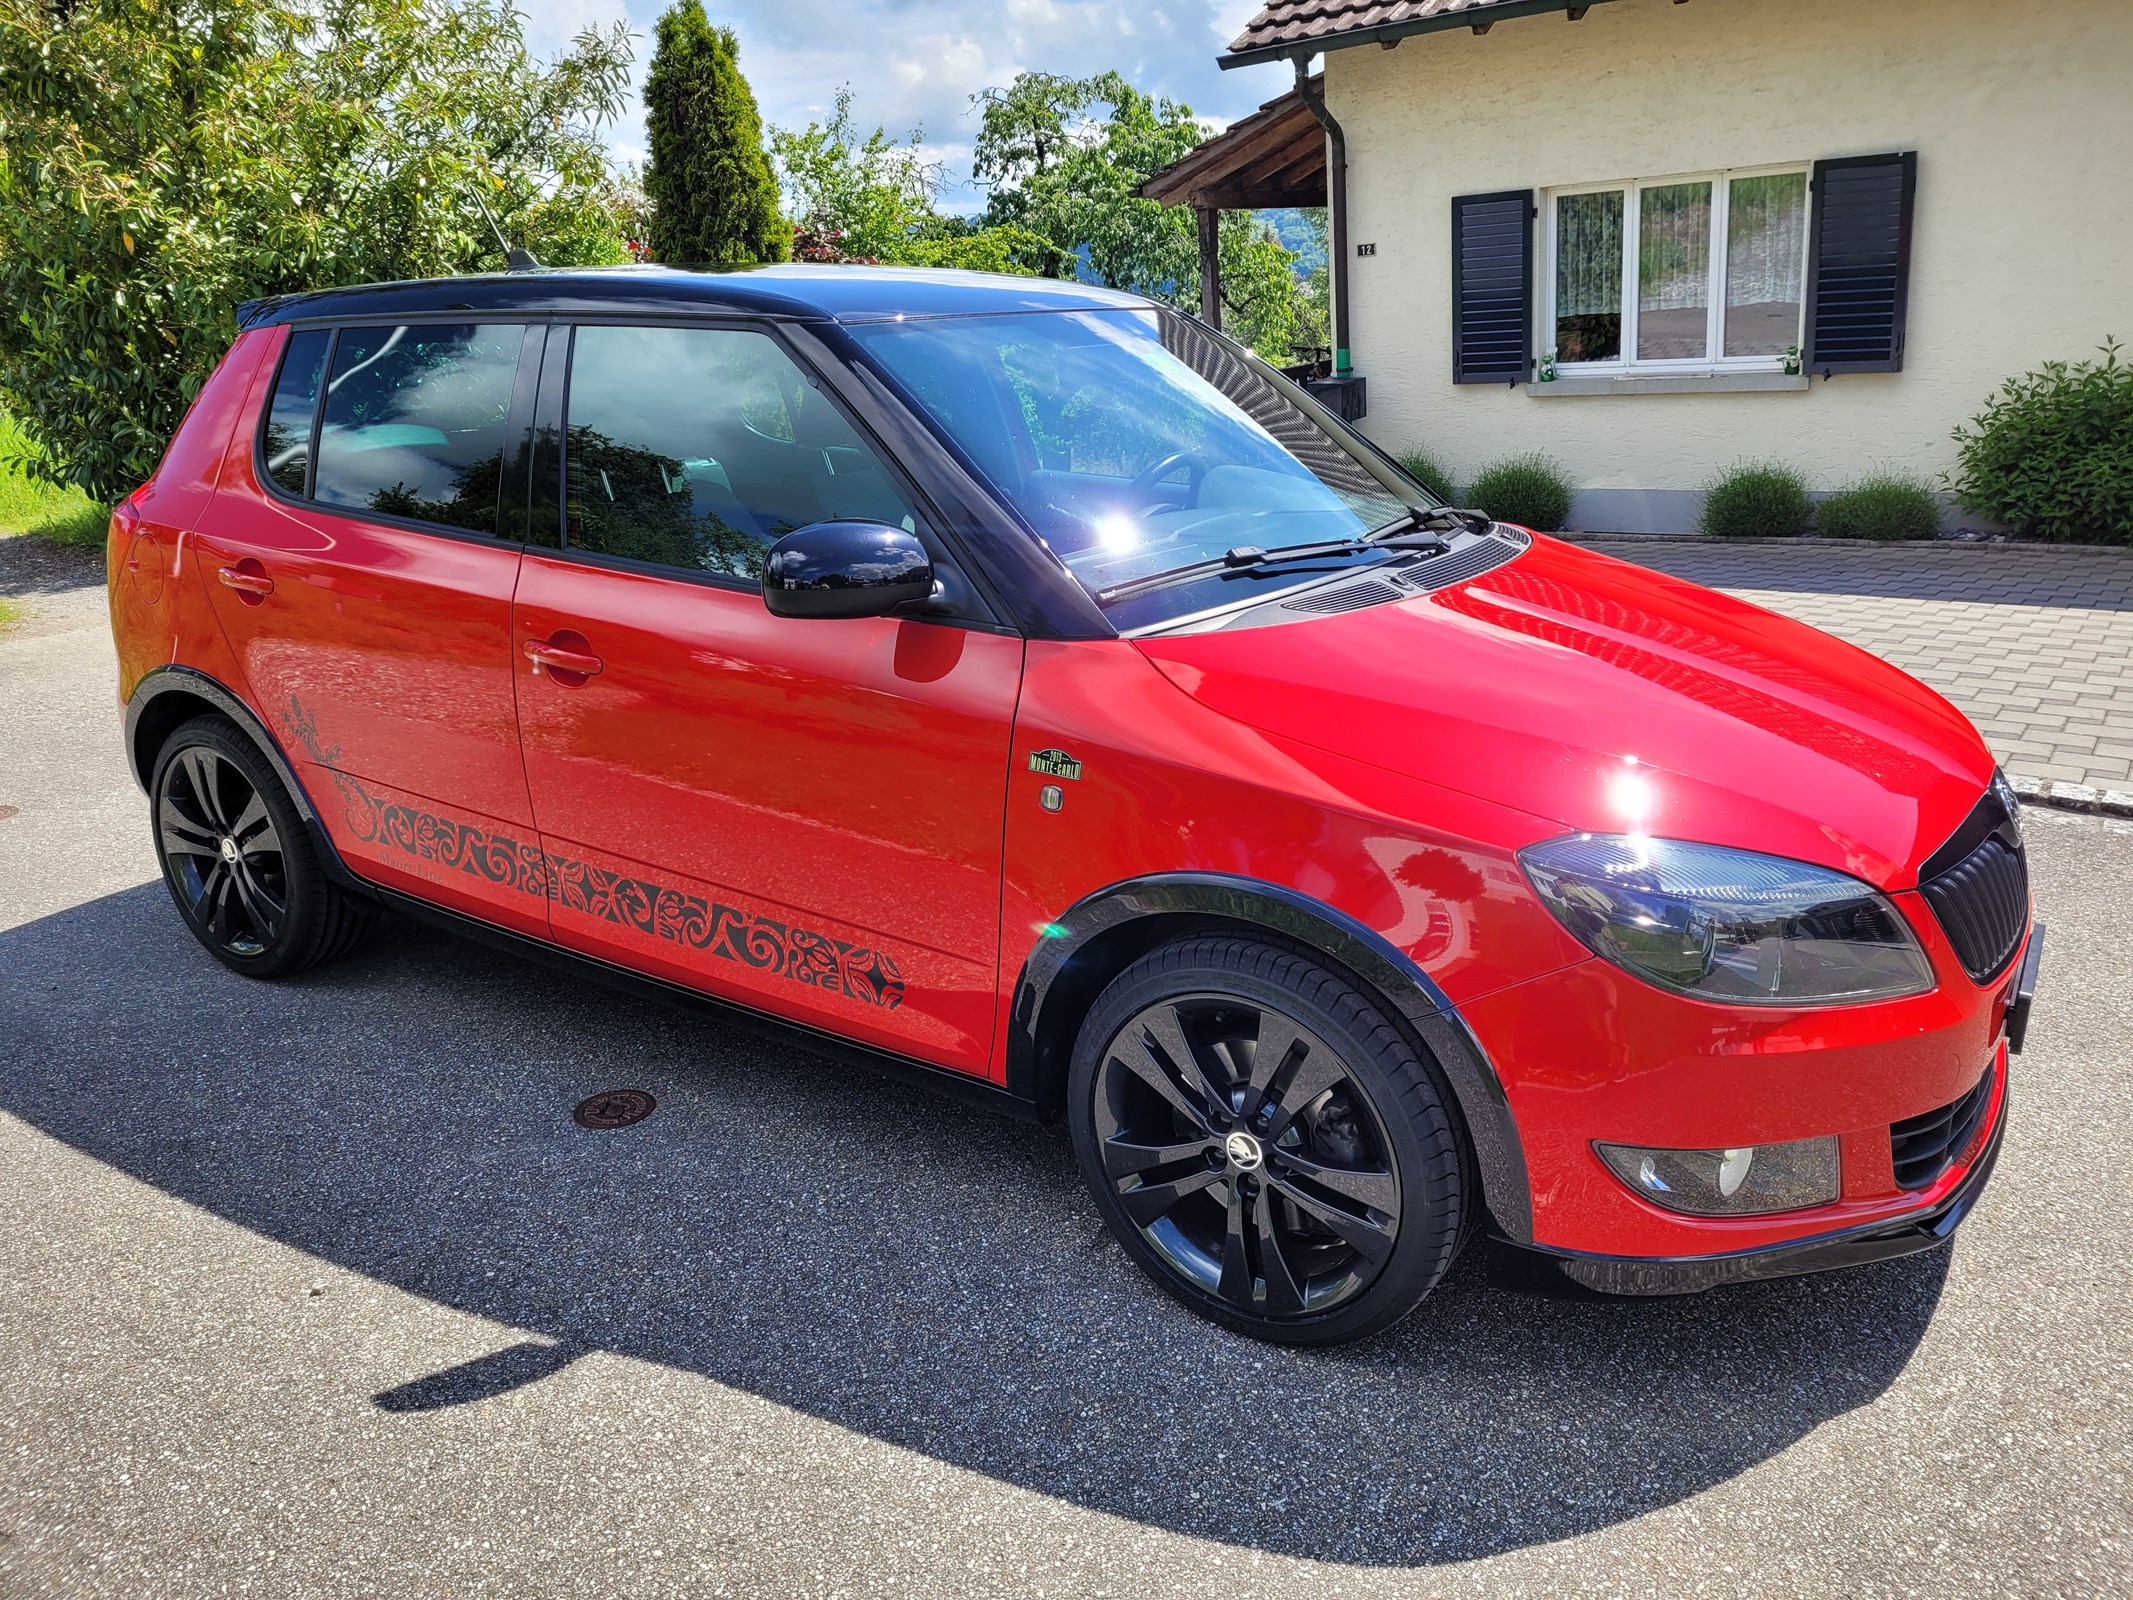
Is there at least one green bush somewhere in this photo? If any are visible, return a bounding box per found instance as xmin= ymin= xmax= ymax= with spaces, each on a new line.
xmin=1465 ymin=453 xmax=1573 ymax=532
xmin=1700 ymin=461 xmax=1811 ymax=538
xmin=1815 ymin=473 xmax=1943 ymax=541
xmin=0 ymin=413 xmax=109 ymax=550
xmin=1950 ymin=339 xmax=2133 ymax=543
xmin=1394 ymin=447 xmax=1456 ymax=504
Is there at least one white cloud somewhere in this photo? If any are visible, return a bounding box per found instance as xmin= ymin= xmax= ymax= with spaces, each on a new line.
xmin=518 ymin=0 xmax=1280 ymax=207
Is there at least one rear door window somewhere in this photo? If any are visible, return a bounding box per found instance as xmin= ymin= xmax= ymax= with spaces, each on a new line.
xmin=312 ymin=324 xmax=522 ymax=535
xmin=561 ymin=324 xmax=917 ymax=581
xmin=261 ymin=329 xmax=331 ymax=495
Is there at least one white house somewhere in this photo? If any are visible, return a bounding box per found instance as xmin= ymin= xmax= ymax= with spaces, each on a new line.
xmin=1171 ymin=0 xmax=2131 ymax=533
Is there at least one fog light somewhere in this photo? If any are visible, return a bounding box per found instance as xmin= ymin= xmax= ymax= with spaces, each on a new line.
xmin=1596 ymin=1137 xmax=1840 ymax=1217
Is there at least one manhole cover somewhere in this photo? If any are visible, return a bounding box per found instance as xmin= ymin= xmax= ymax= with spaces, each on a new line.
xmin=572 ymin=1089 xmax=656 ymax=1130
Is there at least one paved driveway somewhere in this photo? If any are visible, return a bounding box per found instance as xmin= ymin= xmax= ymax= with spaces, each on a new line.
xmin=3 ymin=540 xmax=2130 ymax=1598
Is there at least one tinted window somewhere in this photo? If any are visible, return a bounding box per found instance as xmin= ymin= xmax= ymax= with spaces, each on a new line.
xmin=563 ymin=325 xmax=915 ymax=580
xmin=312 ymin=324 xmax=521 ymax=534
xmin=261 ymin=329 xmax=330 ymax=495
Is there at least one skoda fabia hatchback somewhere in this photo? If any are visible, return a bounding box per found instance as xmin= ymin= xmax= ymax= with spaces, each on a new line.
xmin=109 ymin=265 xmax=2040 ymax=1344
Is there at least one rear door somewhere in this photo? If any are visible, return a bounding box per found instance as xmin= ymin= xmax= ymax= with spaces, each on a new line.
xmin=193 ymin=320 xmax=551 ymax=937
xmin=510 ymin=319 xmax=1023 ymax=1072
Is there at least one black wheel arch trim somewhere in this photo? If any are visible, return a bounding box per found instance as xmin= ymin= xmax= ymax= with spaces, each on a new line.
xmin=1006 ymin=871 xmax=1535 ymax=1243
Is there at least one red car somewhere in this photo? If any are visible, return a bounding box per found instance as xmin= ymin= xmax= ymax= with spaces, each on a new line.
xmin=108 ymin=266 xmax=2040 ymax=1344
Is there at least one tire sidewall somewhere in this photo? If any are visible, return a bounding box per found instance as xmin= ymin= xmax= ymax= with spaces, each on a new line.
xmin=1068 ymin=938 xmax=1464 ymax=1346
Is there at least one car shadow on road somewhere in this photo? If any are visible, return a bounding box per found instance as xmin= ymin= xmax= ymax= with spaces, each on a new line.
xmin=0 ymin=883 xmax=1950 ymax=1567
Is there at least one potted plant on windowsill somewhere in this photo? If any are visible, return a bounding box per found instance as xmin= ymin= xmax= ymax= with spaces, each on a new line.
xmin=1782 ymin=344 xmax=1803 ymax=377
xmin=1539 ymin=350 xmax=1559 ymax=383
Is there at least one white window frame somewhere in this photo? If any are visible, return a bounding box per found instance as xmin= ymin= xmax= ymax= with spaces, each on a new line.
xmin=1540 ymin=163 xmax=1812 ymax=376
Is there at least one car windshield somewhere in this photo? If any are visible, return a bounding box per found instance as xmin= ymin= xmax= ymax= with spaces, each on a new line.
xmin=844 ymin=308 xmax=1440 ymax=627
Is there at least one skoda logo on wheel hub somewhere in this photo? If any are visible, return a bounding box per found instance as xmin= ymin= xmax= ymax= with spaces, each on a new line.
xmin=1224 ymin=1130 xmax=1265 ymax=1172
xmin=219 ymin=836 xmax=241 ymax=863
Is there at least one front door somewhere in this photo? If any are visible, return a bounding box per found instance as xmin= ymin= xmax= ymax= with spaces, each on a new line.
xmin=511 ymin=321 xmax=1023 ymax=1072
xmin=193 ymin=320 xmax=550 ymax=937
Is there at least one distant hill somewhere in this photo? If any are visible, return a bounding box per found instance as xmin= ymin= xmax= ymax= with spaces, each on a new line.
xmin=1258 ymin=208 xmax=1328 ymax=281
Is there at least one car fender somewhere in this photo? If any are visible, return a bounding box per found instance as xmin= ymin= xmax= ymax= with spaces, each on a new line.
xmin=1006 ymin=871 xmax=1534 ymax=1243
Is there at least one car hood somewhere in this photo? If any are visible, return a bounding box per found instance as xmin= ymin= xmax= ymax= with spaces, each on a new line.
xmin=1133 ymin=536 xmax=1994 ymax=890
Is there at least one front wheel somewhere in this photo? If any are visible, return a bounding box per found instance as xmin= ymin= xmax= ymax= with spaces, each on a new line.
xmin=150 ymin=715 xmax=372 ymax=978
xmin=1069 ymin=936 xmax=1470 ymax=1345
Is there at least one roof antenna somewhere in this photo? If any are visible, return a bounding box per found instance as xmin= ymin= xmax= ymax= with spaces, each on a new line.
xmin=468 ymin=179 xmax=543 ymax=272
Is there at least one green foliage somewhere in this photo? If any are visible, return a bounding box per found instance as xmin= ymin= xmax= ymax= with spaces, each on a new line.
xmin=1950 ymin=339 xmax=2133 ymax=543
xmin=770 ymin=89 xmax=1052 ymax=273
xmin=643 ymin=0 xmax=788 ymax=267
xmin=1394 ymin=447 xmax=1455 ymax=504
xmin=0 ymin=0 xmax=636 ymax=504
xmin=1815 ymin=472 xmax=1942 ymax=541
xmin=0 ymin=413 xmax=110 ymax=548
xmin=971 ymin=72 xmax=1315 ymax=362
xmin=1466 ymin=453 xmax=1573 ymax=532
xmin=1700 ymin=460 xmax=1812 ymax=538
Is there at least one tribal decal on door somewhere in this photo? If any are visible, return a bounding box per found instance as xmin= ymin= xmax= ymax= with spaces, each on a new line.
xmin=282 ymin=697 xmax=906 ymax=1009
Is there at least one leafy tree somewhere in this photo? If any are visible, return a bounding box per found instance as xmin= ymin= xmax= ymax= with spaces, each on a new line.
xmin=0 ymin=0 xmax=635 ymax=503
xmin=771 ymin=89 xmax=1057 ymax=274
xmin=642 ymin=2 xmax=787 ymax=267
xmin=970 ymin=71 xmax=1316 ymax=361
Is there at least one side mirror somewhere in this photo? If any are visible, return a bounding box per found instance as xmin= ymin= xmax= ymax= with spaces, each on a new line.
xmin=761 ymin=520 xmax=936 ymax=621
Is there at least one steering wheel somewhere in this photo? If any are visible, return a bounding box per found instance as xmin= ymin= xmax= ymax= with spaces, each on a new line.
xmin=1127 ymin=451 xmax=1209 ymax=511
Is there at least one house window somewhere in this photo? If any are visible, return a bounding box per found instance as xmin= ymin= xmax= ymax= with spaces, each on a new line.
xmin=1546 ymin=168 xmax=1808 ymax=370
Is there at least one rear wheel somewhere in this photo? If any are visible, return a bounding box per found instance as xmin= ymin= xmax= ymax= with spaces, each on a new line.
xmin=150 ymin=716 xmax=371 ymax=978
xmin=1069 ymin=935 xmax=1468 ymax=1345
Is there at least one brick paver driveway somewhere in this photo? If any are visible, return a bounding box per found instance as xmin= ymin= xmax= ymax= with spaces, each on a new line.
xmin=1580 ymin=538 xmax=2133 ymax=798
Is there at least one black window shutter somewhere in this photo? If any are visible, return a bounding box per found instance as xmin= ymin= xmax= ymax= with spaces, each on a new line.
xmin=1804 ymin=152 xmax=1916 ymax=374
xmin=1451 ymin=189 xmax=1534 ymax=385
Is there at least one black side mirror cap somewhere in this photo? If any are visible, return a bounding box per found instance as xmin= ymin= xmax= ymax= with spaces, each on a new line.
xmin=761 ymin=520 xmax=936 ymax=621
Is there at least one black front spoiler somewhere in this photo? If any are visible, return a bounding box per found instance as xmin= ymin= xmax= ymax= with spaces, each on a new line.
xmin=1488 ymin=1068 xmax=2010 ymax=1298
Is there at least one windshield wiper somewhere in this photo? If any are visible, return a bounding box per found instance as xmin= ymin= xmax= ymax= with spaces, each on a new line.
xmin=1368 ymin=504 xmax=1495 ymax=540
xmin=1095 ymin=530 xmax=1453 ymax=605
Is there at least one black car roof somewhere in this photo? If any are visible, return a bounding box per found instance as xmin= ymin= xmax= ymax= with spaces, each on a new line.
xmin=237 ymin=263 xmax=1151 ymax=329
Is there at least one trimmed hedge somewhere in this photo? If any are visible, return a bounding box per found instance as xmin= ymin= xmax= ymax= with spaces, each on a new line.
xmin=1816 ymin=473 xmax=1943 ymax=541
xmin=1700 ymin=460 xmax=1811 ymax=538
xmin=1465 ymin=452 xmax=1573 ymax=532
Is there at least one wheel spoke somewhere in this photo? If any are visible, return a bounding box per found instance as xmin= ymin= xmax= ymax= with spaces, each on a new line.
xmin=182 ymin=748 xmax=230 ymax=830
xmin=1215 ymin=1181 xmax=1256 ymax=1308
xmin=1263 ymin=1050 xmax=1347 ymax=1143
xmin=1271 ymin=1148 xmax=1399 ymax=1214
xmin=202 ymin=863 xmax=239 ymax=942
xmin=1252 ymin=1184 xmax=1307 ymax=1315
xmin=229 ymin=860 xmax=285 ymax=936
xmin=158 ymin=796 xmax=221 ymax=858
xmin=1101 ymin=1133 xmax=1218 ymax=1181
xmin=1141 ymin=1003 xmax=1233 ymax=1123
xmin=1267 ymin=1172 xmax=1398 ymax=1266
xmin=1243 ymin=1012 xmax=1308 ymax=1119
xmin=1111 ymin=1032 xmax=1215 ymax=1136
xmin=1117 ymin=1166 xmax=1224 ymax=1227
xmin=227 ymin=789 xmax=271 ymax=848
xmin=189 ymin=859 xmax=226 ymax=920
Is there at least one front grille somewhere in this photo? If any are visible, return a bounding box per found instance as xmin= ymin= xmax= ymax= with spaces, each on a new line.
xmin=1920 ymin=835 xmax=2028 ymax=981
xmin=1890 ymin=1069 xmax=1995 ymax=1191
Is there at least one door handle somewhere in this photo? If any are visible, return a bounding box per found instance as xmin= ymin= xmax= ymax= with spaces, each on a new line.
xmin=523 ymin=636 xmax=604 ymax=680
xmin=217 ymin=563 xmax=275 ymax=600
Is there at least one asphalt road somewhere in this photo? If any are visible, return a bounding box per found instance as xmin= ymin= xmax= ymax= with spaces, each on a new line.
xmin=3 ymin=536 xmax=2129 ymax=1598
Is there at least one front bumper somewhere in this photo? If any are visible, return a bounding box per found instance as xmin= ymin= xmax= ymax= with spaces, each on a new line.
xmin=1488 ymin=1047 xmax=2010 ymax=1296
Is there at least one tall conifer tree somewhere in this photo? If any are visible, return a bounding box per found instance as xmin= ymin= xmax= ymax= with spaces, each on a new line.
xmin=643 ymin=4 xmax=789 ymax=265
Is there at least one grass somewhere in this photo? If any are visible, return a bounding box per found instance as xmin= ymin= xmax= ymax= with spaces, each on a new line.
xmin=0 ymin=412 xmax=110 ymax=551
xmin=0 ymin=596 xmax=21 ymax=632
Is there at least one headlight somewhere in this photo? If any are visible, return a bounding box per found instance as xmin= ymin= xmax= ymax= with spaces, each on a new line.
xmin=1519 ymin=834 xmax=1934 ymax=1005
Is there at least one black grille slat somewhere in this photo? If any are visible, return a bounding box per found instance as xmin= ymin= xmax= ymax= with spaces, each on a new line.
xmin=1919 ymin=835 xmax=2028 ymax=982
xmin=1394 ymin=538 xmax=1513 ymax=591
xmin=1280 ymin=579 xmax=1404 ymax=615
xmin=1890 ymin=1071 xmax=1994 ymax=1191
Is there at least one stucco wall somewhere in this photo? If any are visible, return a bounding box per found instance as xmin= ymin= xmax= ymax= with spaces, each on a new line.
xmin=1323 ymin=0 xmax=2131 ymax=532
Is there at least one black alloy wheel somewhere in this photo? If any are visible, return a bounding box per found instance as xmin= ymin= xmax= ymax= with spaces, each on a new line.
xmin=1070 ymin=936 xmax=1468 ymax=1345
xmin=150 ymin=716 xmax=372 ymax=978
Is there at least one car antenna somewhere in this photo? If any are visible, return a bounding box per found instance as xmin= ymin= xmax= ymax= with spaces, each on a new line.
xmin=468 ymin=179 xmax=543 ymax=272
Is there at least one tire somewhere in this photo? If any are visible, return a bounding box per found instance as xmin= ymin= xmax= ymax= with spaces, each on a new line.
xmin=149 ymin=715 xmax=372 ymax=978
xmin=1068 ymin=935 xmax=1468 ymax=1345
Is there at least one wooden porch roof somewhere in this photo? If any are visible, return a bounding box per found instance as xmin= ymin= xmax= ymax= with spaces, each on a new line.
xmin=1138 ymin=85 xmax=1327 ymax=212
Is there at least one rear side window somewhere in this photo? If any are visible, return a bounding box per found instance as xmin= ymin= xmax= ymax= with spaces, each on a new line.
xmin=261 ymin=329 xmax=330 ymax=495
xmin=312 ymin=324 xmax=522 ymax=535
xmin=562 ymin=324 xmax=916 ymax=580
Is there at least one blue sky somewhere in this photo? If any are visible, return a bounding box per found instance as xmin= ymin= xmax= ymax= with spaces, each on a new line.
xmin=520 ymin=0 xmax=1283 ymax=210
